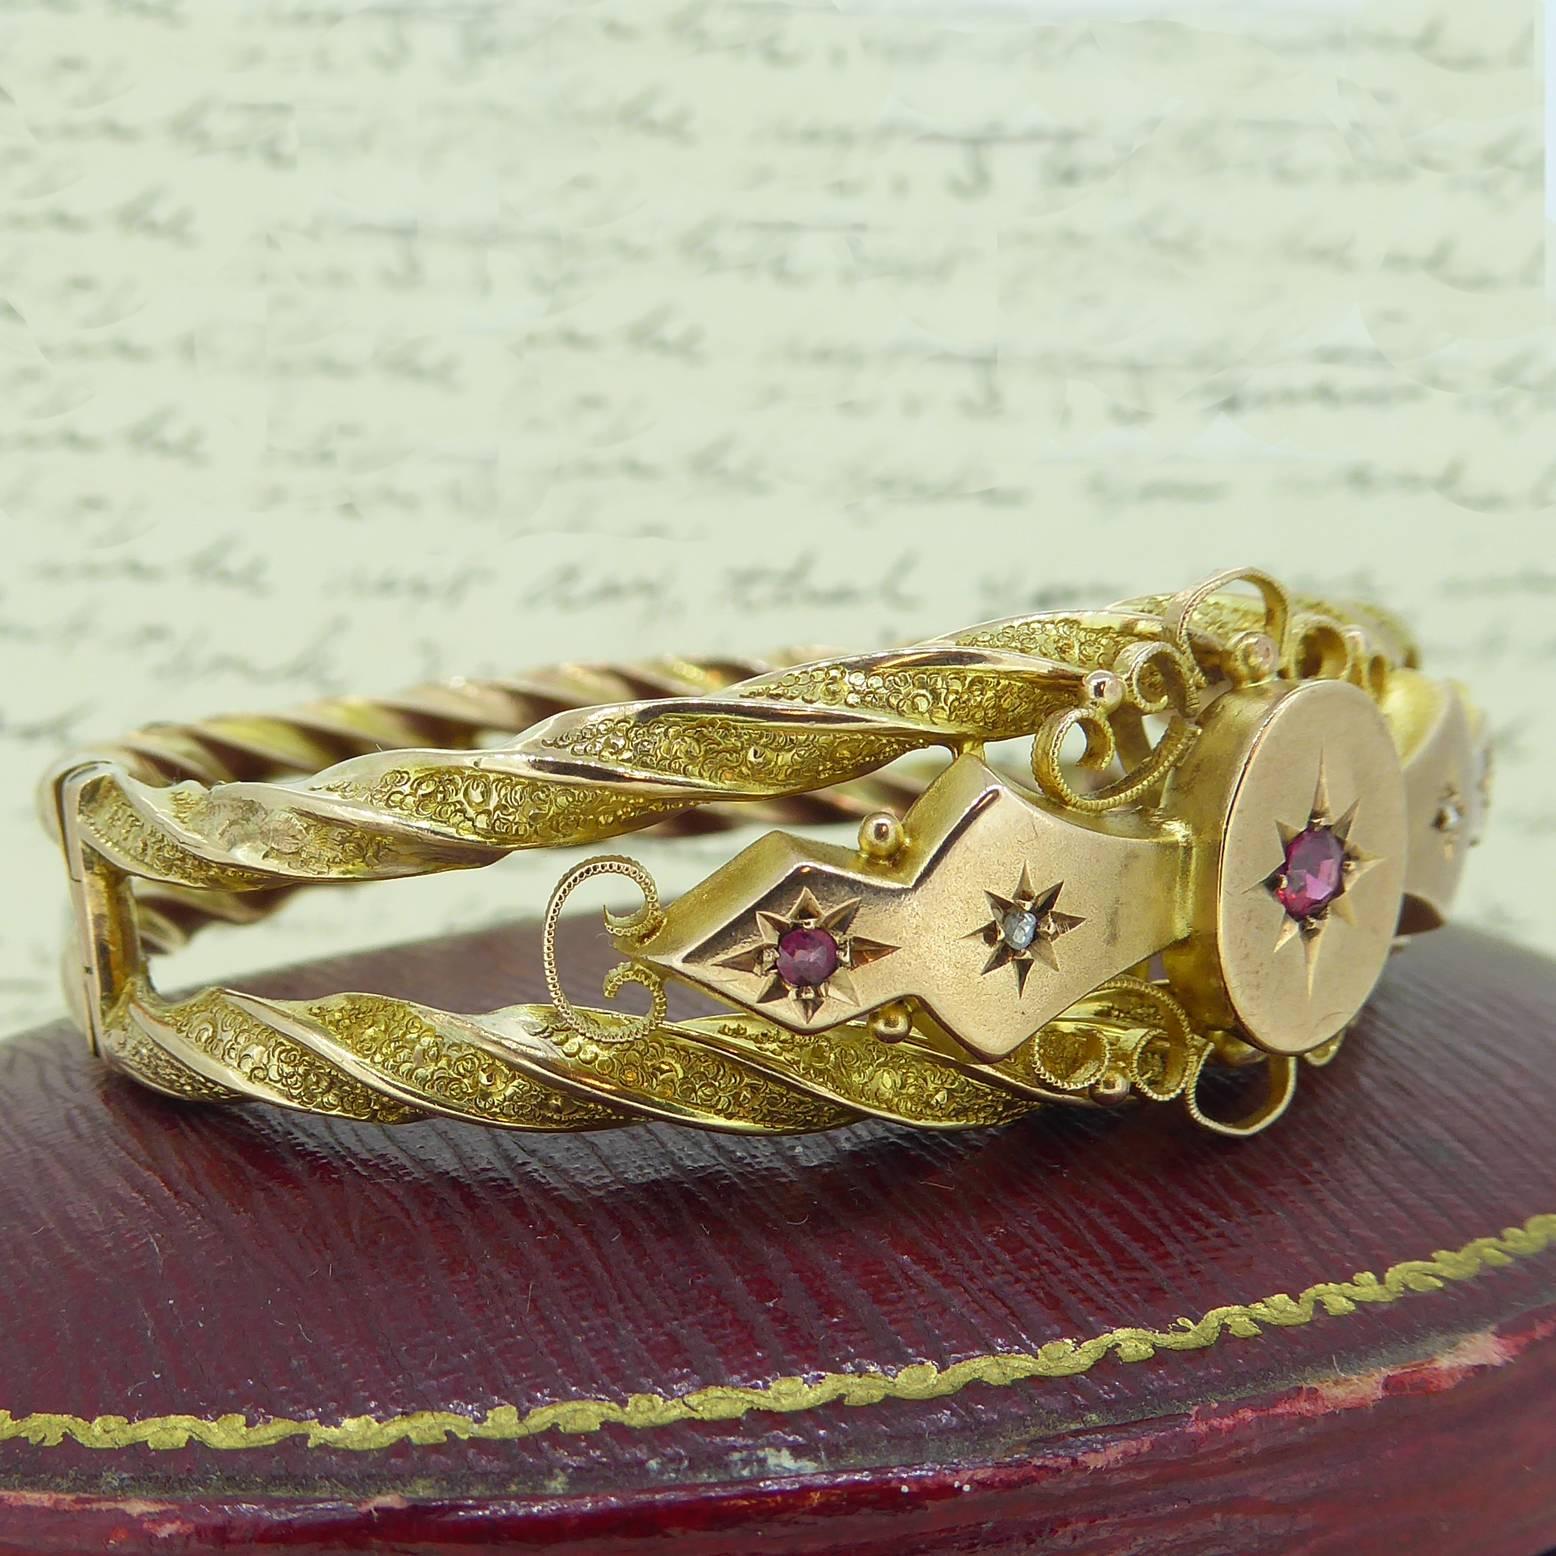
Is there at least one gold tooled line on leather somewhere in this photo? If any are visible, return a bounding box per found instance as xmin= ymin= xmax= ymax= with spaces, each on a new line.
xmin=2 ymin=1212 xmax=1550 ymax=1452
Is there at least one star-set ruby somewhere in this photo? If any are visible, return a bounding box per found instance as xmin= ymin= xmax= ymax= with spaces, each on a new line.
xmin=775 ymin=927 xmax=840 ymax=988
xmin=1275 ymin=825 xmax=1346 ymax=920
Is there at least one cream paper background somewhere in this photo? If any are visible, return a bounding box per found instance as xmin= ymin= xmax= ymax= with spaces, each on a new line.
xmin=1 ymin=0 xmax=1551 ymax=1032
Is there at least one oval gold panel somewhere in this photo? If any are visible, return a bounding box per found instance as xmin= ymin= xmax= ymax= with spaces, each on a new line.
xmin=1214 ymin=679 xmax=1408 ymax=1055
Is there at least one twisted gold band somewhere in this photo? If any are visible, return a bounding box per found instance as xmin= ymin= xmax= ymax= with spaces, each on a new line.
xmin=43 ymin=569 xmax=1488 ymax=1140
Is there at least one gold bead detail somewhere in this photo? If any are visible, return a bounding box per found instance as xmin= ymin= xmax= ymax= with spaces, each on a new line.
xmin=1083 ymin=669 xmax=1125 ymax=714
xmin=1090 ymin=1069 xmax=1132 ymax=1107
xmin=858 ymin=811 xmax=905 ymax=862
xmin=869 ymin=1001 xmax=915 ymax=1043
xmin=1228 ymin=630 xmax=1279 ymax=686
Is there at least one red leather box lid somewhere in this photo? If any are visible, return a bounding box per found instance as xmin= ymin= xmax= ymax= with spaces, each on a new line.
xmin=1 ymin=923 xmax=1553 ymax=1555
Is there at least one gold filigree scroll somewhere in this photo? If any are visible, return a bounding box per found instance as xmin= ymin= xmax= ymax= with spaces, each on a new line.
xmin=542 ymin=856 xmax=669 ymax=1046
xmin=1024 ymin=569 xmax=1409 ymax=816
xmin=1025 ymin=608 xmax=1211 ymax=814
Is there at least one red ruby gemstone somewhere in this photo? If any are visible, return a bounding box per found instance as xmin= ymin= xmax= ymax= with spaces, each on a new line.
xmin=1275 ymin=826 xmax=1346 ymax=919
xmin=775 ymin=927 xmax=840 ymax=988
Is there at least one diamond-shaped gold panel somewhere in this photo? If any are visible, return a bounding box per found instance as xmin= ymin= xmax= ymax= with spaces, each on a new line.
xmin=632 ymin=755 xmax=1185 ymax=1060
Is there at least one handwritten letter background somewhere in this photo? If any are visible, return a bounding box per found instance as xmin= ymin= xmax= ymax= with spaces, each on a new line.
xmin=1 ymin=0 xmax=1550 ymax=1028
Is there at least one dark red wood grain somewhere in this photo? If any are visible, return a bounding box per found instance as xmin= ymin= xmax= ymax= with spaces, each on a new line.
xmin=1 ymin=923 xmax=1553 ymax=1555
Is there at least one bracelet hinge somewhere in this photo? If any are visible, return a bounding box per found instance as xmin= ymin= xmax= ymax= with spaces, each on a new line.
xmin=53 ymin=763 xmax=143 ymax=1056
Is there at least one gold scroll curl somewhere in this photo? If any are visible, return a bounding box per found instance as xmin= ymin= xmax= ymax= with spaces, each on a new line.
xmin=1029 ymin=636 xmax=1205 ymax=813
xmin=542 ymin=855 xmax=669 ymax=1047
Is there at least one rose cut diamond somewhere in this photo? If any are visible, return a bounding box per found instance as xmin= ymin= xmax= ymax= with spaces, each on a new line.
xmin=1001 ymin=908 xmax=1039 ymax=951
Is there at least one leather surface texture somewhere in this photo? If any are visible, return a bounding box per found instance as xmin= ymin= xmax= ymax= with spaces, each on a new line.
xmin=0 ymin=920 xmax=1552 ymax=1555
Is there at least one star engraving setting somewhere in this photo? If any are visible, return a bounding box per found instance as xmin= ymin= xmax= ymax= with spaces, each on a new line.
xmin=714 ymin=887 xmax=898 ymax=1020
xmin=1254 ymin=759 xmax=1380 ymax=991
xmin=1432 ymin=781 xmax=1465 ymax=858
xmin=967 ymin=866 xmax=1086 ymax=996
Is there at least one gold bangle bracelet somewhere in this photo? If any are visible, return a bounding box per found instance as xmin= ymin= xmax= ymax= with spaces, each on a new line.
xmin=40 ymin=567 xmax=1489 ymax=1141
